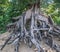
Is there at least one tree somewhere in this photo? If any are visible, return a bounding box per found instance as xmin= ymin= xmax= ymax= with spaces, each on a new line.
xmin=0 ymin=0 xmax=60 ymax=33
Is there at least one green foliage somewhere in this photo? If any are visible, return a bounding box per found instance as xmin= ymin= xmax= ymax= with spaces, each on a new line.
xmin=53 ymin=0 xmax=60 ymax=3
xmin=44 ymin=3 xmax=60 ymax=25
xmin=0 ymin=0 xmax=34 ymax=33
xmin=0 ymin=0 xmax=60 ymax=33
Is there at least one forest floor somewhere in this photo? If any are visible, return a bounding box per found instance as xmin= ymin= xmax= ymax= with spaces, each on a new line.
xmin=0 ymin=32 xmax=60 ymax=52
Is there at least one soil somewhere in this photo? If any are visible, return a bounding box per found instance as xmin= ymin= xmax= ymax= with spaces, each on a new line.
xmin=0 ymin=32 xmax=60 ymax=52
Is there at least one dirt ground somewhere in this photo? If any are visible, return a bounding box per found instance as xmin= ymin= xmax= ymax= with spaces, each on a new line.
xmin=0 ymin=32 xmax=59 ymax=52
